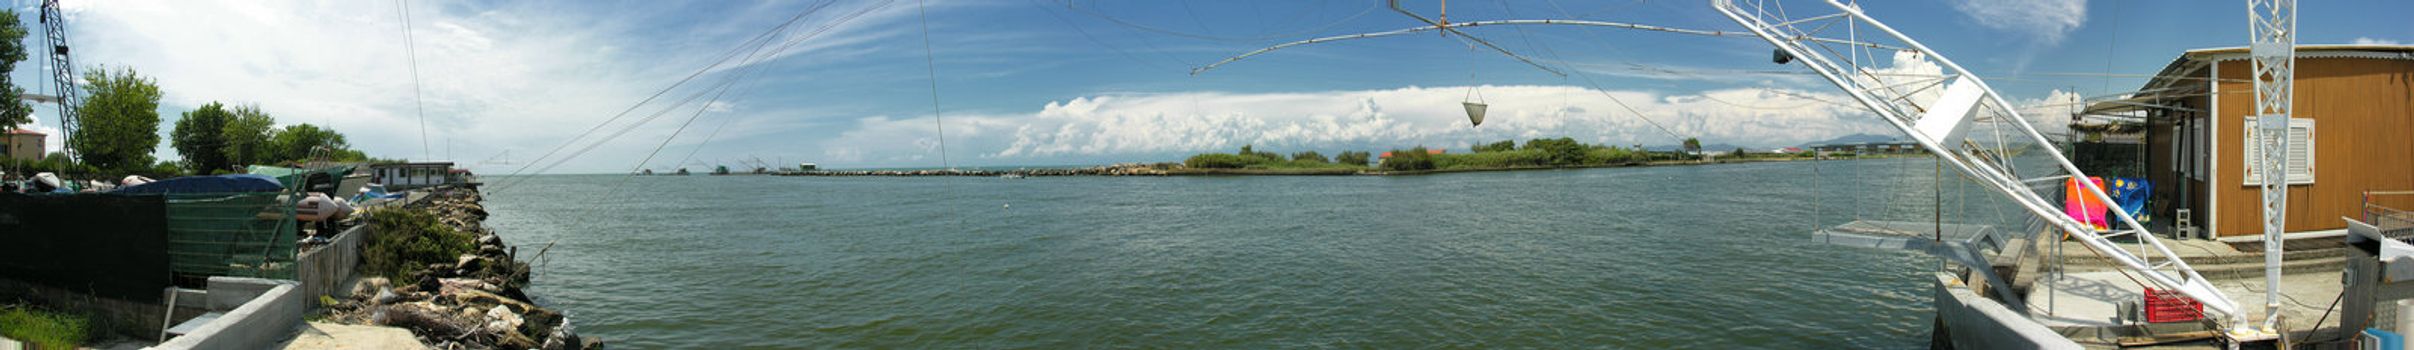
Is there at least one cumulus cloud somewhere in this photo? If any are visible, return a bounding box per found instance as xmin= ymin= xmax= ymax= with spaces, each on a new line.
xmin=813 ymin=85 xmax=1897 ymax=166
xmin=2353 ymin=37 xmax=2406 ymax=46
xmin=1948 ymin=0 xmax=2088 ymax=44
xmin=42 ymin=0 xmax=916 ymax=172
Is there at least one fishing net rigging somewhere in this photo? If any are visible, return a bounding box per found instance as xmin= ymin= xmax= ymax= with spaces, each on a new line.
xmin=487 ymin=0 xmax=885 ymax=192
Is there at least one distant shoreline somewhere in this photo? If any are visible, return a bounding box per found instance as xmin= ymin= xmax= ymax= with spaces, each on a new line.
xmin=692 ymin=154 xmax=1925 ymax=178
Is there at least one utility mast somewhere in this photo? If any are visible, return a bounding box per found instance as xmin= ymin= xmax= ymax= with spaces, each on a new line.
xmin=38 ymin=0 xmax=79 ymax=161
xmin=2245 ymin=0 xmax=2295 ymax=335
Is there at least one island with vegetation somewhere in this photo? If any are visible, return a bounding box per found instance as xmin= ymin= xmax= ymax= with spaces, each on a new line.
xmin=1174 ymin=137 xmax=1847 ymax=176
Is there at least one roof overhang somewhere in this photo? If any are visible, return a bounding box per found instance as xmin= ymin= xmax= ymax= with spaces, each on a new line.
xmin=2085 ymin=44 xmax=2414 ymax=119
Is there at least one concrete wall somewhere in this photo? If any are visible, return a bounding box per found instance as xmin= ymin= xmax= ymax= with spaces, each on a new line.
xmin=1933 ymin=273 xmax=2083 ymax=349
xmin=296 ymin=225 xmax=369 ymax=302
xmin=150 ymin=277 xmax=303 ymax=350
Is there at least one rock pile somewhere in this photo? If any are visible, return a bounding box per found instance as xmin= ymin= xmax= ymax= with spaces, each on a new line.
xmin=326 ymin=187 xmax=599 ymax=350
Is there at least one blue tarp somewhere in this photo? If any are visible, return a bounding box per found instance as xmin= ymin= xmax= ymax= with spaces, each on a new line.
xmin=114 ymin=174 xmax=285 ymax=194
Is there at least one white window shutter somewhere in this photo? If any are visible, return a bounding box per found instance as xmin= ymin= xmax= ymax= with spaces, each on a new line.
xmin=2242 ymin=117 xmax=2316 ymax=186
xmin=2288 ymin=119 xmax=2313 ymax=184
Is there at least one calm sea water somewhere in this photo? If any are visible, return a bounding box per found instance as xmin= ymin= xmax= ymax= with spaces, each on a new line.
xmin=483 ymin=158 xmax=2027 ymax=348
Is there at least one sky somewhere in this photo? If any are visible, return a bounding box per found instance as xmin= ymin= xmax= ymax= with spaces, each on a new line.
xmin=4 ymin=0 xmax=2408 ymax=173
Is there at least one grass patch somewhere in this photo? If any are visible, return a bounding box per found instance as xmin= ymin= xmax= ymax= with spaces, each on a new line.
xmin=363 ymin=208 xmax=478 ymax=281
xmin=0 ymin=305 xmax=90 ymax=349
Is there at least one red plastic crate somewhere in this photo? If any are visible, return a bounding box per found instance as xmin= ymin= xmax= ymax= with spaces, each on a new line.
xmin=2143 ymin=288 xmax=2204 ymax=323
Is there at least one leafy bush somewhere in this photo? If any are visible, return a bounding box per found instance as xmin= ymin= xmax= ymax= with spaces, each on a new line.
xmin=1431 ymin=149 xmax=1550 ymax=169
xmin=1471 ymin=140 xmax=1518 ymax=153
xmin=364 ymin=208 xmax=477 ymax=281
xmin=1583 ymin=147 xmax=1645 ymax=164
xmin=1521 ymin=137 xmax=1587 ymax=165
xmin=0 ymin=306 xmax=89 ymax=349
xmin=1334 ymin=151 xmax=1371 ymax=166
xmin=1380 ymin=147 xmax=1436 ymax=171
xmin=1290 ymin=151 xmax=1328 ymax=163
xmin=1184 ymin=153 xmax=1253 ymax=169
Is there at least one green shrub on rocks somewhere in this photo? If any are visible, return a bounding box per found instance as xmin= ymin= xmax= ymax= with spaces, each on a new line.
xmin=0 ymin=305 xmax=90 ymax=349
xmin=364 ymin=208 xmax=478 ymax=281
xmin=1184 ymin=153 xmax=1253 ymax=169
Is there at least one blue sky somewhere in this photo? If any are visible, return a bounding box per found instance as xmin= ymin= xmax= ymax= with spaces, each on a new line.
xmin=7 ymin=0 xmax=2408 ymax=173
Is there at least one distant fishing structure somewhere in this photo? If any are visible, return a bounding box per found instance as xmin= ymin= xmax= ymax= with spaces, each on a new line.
xmin=1191 ymin=0 xmax=2307 ymax=345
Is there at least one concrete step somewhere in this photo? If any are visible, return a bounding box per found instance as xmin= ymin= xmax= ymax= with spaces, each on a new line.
xmin=2222 ymin=235 xmax=2348 ymax=253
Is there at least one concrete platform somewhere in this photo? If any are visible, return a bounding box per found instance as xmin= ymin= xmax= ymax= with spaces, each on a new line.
xmin=2030 ymin=271 xmax=2340 ymax=328
xmin=2026 ymin=268 xmax=2345 ymax=346
xmin=278 ymin=322 xmax=428 ymax=350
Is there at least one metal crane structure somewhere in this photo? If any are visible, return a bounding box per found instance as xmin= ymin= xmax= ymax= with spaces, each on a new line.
xmin=2245 ymin=0 xmax=2297 ymax=334
xmin=1190 ymin=0 xmax=2293 ymax=340
xmin=1708 ymin=0 xmax=2255 ymax=335
xmin=38 ymin=0 xmax=80 ymax=161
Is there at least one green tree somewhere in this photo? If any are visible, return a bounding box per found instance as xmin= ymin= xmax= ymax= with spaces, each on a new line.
xmin=1682 ymin=137 xmax=1702 ymax=153
xmin=1473 ymin=140 xmax=1517 ymax=153
xmin=71 ymin=67 xmax=162 ymax=172
xmin=1334 ymin=151 xmax=1371 ymax=166
xmin=220 ymin=105 xmax=275 ymax=167
xmin=1379 ymin=147 xmax=1435 ymax=171
xmin=1290 ymin=151 xmax=1328 ymax=163
xmin=266 ymin=123 xmax=349 ymax=163
xmin=0 ymin=10 xmax=32 ymax=131
xmin=1521 ymin=137 xmax=1584 ymax=166
xmin=171 ymin=102 xmax=234 ymax=173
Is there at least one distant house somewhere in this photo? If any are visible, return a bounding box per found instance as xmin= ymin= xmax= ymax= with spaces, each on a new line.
xmin=2082 ymin=44 xmax=2414 ymax=238
xmin=1807 ymin=141 xmax=1918 ymax=157
xmin=1772 ymin=147 xmax=1804 ymax=154
xmin=371 ymin=162 xmax=460 ymax=190
xmin=2 ymin=129 xmax=43 ymax=161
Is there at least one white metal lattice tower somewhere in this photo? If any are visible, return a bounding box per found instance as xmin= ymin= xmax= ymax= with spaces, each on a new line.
xmin=2245 ymin=0 xmax=2295 ymax=333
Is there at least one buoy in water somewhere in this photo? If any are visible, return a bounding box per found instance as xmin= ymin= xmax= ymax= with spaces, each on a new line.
xmin=1462 ymin=101 xmax=1488 ymax=127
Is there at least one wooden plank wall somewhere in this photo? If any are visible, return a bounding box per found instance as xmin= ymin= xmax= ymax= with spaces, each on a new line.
xmin=2213 ymin=57 xmax=2414 ymax=236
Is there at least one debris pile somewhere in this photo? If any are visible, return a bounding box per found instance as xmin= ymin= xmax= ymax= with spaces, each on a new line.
xmin=324 ymin=187 xmax=599 ymax=350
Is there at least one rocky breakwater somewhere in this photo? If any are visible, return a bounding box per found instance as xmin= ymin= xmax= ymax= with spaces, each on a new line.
xmin=324 ymin=187 xmax=599 ymax=350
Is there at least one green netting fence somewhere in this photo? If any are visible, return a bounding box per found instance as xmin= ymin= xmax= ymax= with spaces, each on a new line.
xmin=164 ymin=191 xmax=300 ymax=281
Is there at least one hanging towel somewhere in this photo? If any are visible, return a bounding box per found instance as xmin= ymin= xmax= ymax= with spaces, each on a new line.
xmin=2065 ymin=177 xmax=2109 ymax=231
xmin=2109 ymin=177 xmax=2152 ymax=223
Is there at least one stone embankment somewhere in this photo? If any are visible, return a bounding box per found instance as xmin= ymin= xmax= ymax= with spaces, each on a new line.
xmin=324 ymin=187 xmax=599 ymax=350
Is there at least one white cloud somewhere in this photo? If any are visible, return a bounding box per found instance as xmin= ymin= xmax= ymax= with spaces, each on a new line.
xmin=1948 ymin=0 xmax=2088 ymax=44
xmin=815 ymin=85 xmax=1895 ymax=166
xmin=2014 ymin=89 xmax=2082 ymax=137
xmin=2353 ymin=37 xmax=2406 ymax=46
xmin=45 ymin=0 xmax=917 ymax=172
